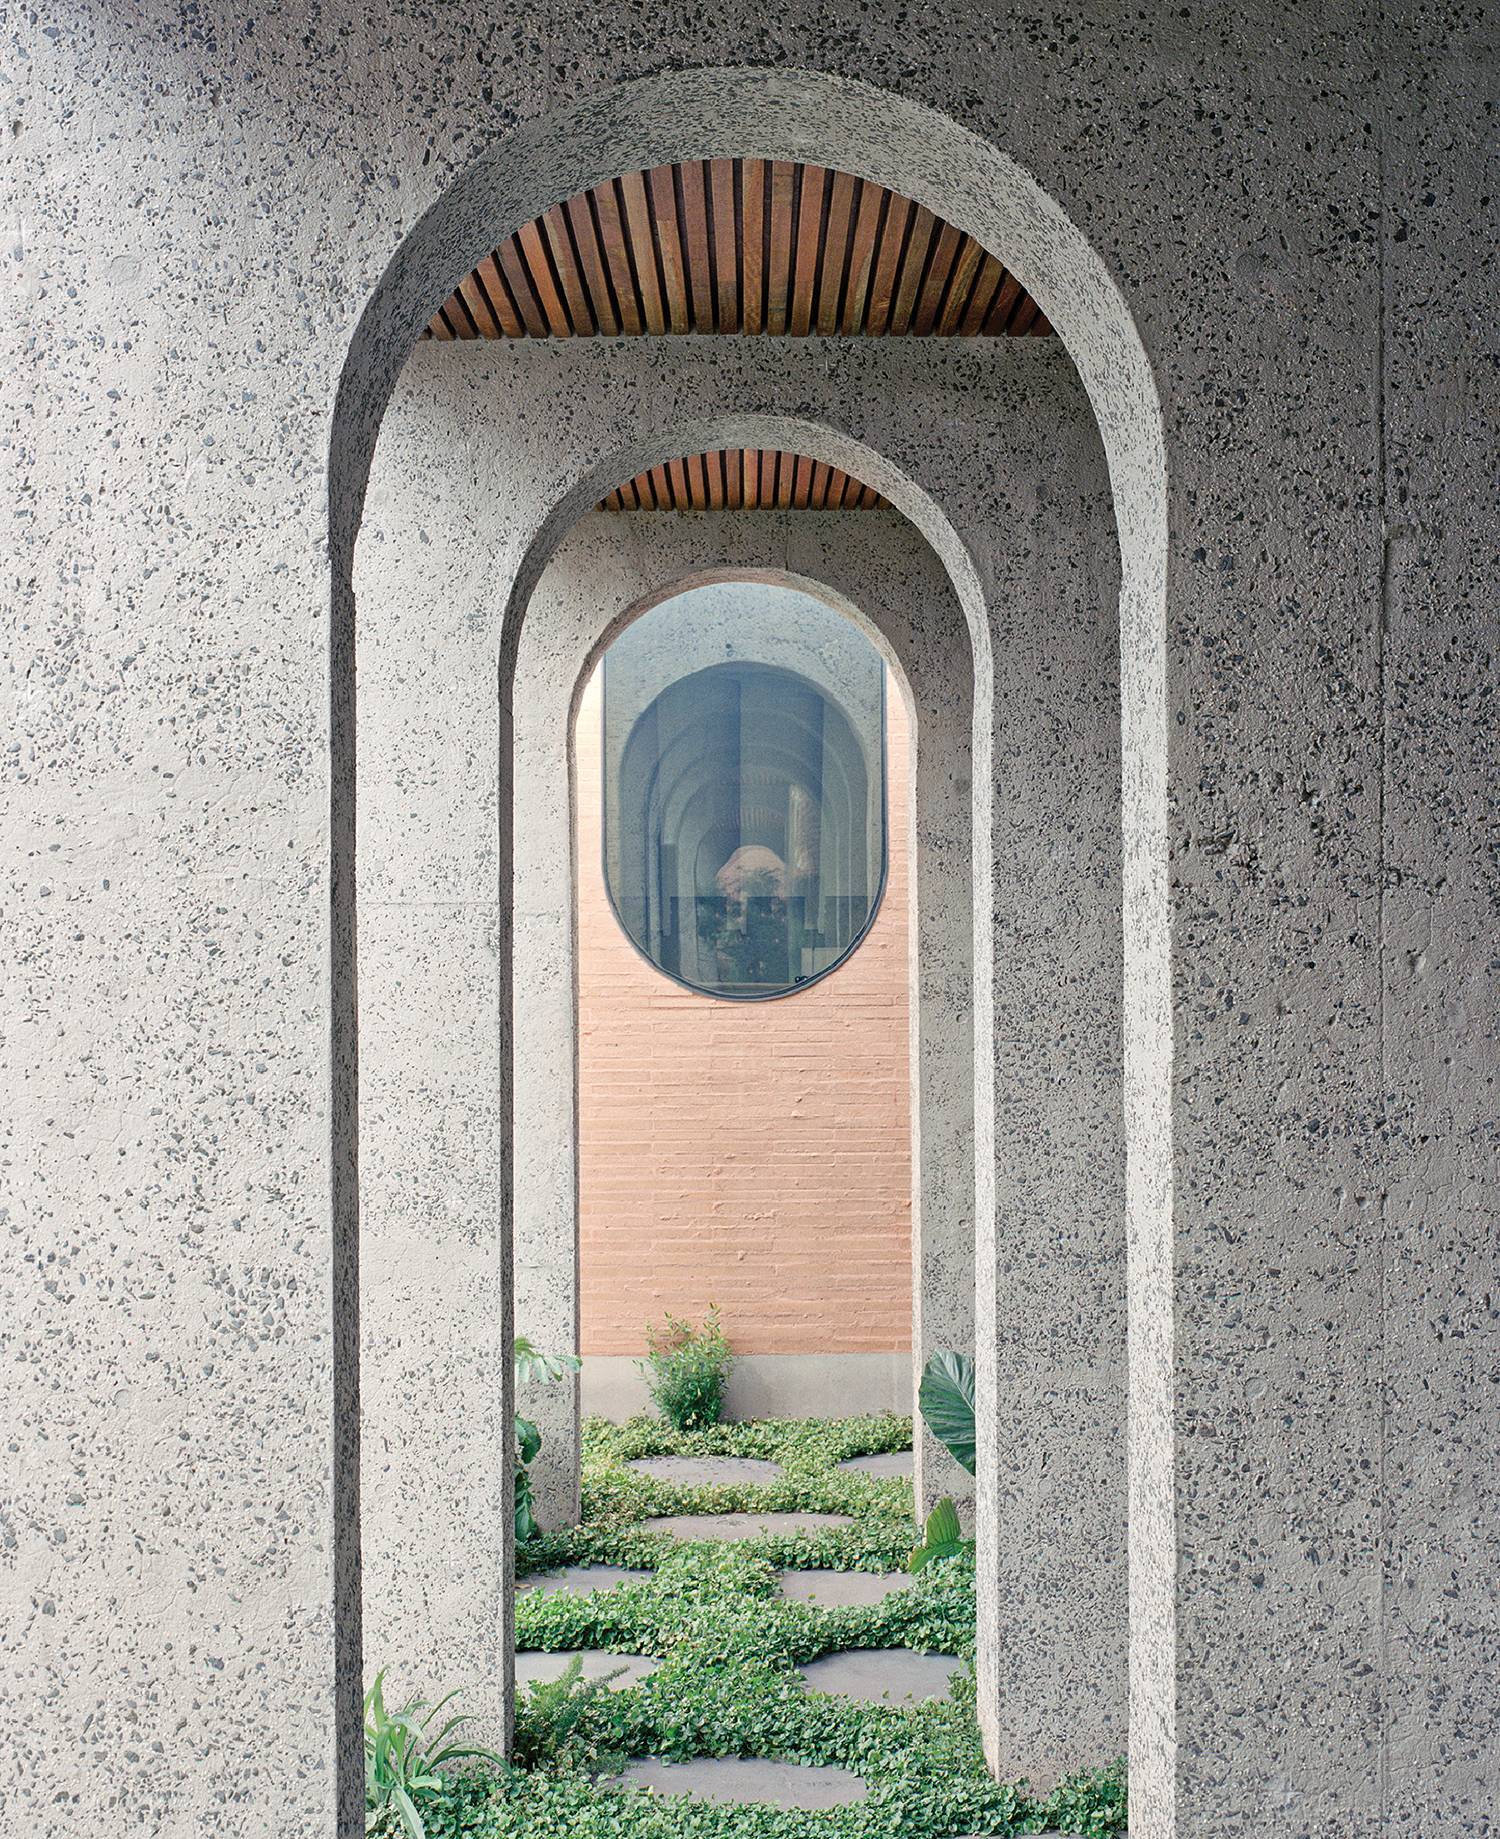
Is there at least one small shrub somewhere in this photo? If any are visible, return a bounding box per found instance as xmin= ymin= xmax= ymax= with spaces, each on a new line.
xmin=364 ymin=1671 xmax=499 ymax=1839
xmin=636 ymin=1307 xmax=733 ymax=1431
xmin=511 ymin=1654 xmax=628 ymax=1777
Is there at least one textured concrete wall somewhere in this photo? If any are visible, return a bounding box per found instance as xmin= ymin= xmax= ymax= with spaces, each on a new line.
xmin=5 ymin=11 xmax=1494 ymax=1839
xmin=576 ymin=665 xmax=914 ymax=1362
xmin=352 ymin=381 xmax=976 ymax=1545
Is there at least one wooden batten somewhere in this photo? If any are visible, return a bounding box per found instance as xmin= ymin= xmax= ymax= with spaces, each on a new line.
xmin=597 ymin=450 xmax=891 ymax=513
xmin=425 ymin=160 xmax=1049 ymax=343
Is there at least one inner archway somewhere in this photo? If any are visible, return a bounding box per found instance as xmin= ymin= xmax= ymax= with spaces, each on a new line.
xmin=506 ymin=528 xmax=977 ymax=1541
xmin=577 ymin=581 xmax=910 ymax=1412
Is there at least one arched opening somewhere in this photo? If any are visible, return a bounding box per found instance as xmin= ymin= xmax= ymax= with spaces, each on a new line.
xmin=601 ymin=598 xmax=886 ymax=1004
xmin=568 ymin=575 xmax=918 ymax=1404
xmin=335 ymin=63 xmax=1166 ymax=1838
xmin=502 ymin=527 xmax=976 ymax=1542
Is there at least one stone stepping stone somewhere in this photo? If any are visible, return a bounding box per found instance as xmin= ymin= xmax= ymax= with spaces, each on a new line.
xmin=777 ymin=1568 xmax=918 ymax=1607
xmin=640 ymin=1511 xmax=852 ymax=1541
xmin=616 ymin=1756 xmax=868 ymax=1808
xmin=626 ymin=1454 xmax=784 ymax=1486
xmin=797 ymin=1647 xmax=965 ymax=1703
xmin=516 ymin=1564 xmax=652 ymax=1596
xmin=837 ymin=1449 xmax=913 ymax=1479
xmin=516 ymin=1649 xmax=658 ymax=1689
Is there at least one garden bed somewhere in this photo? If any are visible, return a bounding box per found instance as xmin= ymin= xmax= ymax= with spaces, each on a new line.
xmin=381 ymin=1413 xmax=1126 ymax=1838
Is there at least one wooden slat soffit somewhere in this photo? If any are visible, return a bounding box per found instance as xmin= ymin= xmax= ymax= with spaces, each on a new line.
xmin=427 ymin=160 xmax=1050 ymax=341
xmin=599 ymin=450 xmax=890 ymax=513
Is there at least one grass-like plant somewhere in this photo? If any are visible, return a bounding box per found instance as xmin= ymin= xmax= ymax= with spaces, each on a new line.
xmin=363 ymin=1671 xmax=500 ymax=1839
xmin=636 ymin=1306 xmax=733 ymax=1431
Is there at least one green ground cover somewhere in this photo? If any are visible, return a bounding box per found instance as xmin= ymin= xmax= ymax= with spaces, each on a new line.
xmin=384 ymin=1414 xmax=1126 ymax=1839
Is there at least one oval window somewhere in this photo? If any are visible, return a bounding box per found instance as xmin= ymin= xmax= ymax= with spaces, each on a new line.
xmin=601 ymin=584 xmax=887 ymax=1000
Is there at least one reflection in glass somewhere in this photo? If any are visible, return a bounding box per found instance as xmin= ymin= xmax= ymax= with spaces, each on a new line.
xmin=601 ymin=585 xmax=886 ymax=999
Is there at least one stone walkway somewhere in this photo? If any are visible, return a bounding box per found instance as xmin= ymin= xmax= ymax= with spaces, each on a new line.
xmin=614 ymin=1755 xmax=870 ymax=1807
xmin=616 ymin=1454 xmax=970 ymax=1812
xmin=777 ymin=1565 xmax=917 ymax=1606
xmin=837 ymin=1448 xmax=915 ymax=1478
xmin=516 ymin=1647 xmax=659 ymax=1687
xmin=517 ymin=1562 xmax=651 ymax=1595
xmin=798 ymin=1646 xmax=964 ymax=1703
xmin=514 ymin=1434 xmax=1113 ymax=1830
xmin=626 ymin=1453 xmax=785 ymax=1485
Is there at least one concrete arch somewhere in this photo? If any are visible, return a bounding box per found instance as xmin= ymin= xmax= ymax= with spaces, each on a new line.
xmin=507 ymin=511 xmax=978 ymax=1542
xmin=333 ymin=62 xmax=1165 ymax=1836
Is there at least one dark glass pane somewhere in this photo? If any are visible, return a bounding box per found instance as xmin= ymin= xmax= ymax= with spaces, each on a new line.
xmin=601 ymin=584 xmax=886 ymax=1000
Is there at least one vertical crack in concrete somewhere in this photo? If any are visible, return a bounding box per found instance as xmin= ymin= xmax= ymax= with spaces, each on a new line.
xmin=1373 ymin=0 xmax=1392 ymax=1819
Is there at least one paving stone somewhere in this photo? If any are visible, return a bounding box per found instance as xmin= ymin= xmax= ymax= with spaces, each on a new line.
xmin=797 ymin=1647 xmax=965 ymax=1703
xmin=836 ymin=1449 xmax=914 ymax=1478
xmin=615 ymin=1756 xmax=869 ymax=1808
xmin=516 ymin=1564 xmax=652 ymax=1595
xmin=626 ymin=1454 xmax=784 ymax=1486
xmin=777 ymin=1568 xmax=918 ymax=1607
xmin=641 ymin=1511 xmax=853 ymax=1540
xmin=515 ymin=1649 xmax=659 ymax=1689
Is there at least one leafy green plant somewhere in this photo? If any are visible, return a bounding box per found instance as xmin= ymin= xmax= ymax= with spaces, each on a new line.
xmin=636 ymin=1306 xmax=733 ymax=1431
xmin=918 ymin=1350 xmax=975 ymax=1474
xmin=908 ymin=1496 xmax=971 ymax=1573
xmin=364 ymin=1671 xmax=499 ymax=1839
xmin=515 ymin=1333 xmax=581 ymax=1542
xmin=908 ymin=1350 xmax=977 ymax=1573
xmin=1041 ymin=1755 xmax=1130 ymax=1837
xmin=495 ymin=1412 xmax=1128 ymax=1837
xmin=516 ymin=1335 xmax=579 ymax=1390
xmin=511 ymin=1654 xmax=628 ymax=1777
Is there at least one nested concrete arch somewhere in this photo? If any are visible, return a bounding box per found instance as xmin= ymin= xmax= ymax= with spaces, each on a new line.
xmin=336 ymin=61 xmax=1161 ymax=1833
xmin=355 ymin=333 xmax=1126 ymax=1797
xmin=508 ymin=519 xmax=978 ymax=1541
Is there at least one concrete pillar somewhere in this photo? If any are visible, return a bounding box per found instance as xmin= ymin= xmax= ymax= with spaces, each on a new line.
xmin=970 ymin=427 xmax=1128 ymax=1790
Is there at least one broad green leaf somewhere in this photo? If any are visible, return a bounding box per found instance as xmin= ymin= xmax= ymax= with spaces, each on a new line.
xmin=907 ymin=1495 xmax=970 ymax=1571
xmin=515 ymin=1470 xmax=538 ymax=1544
xmin=918 ymin=1350 xmax=976 ymax=1474
xmin=924 ymin=1496 xmax=963 ymax=1546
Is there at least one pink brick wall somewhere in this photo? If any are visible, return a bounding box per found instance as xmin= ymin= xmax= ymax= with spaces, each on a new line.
xmin=575 ymin=669 xmax=913 ymax=1357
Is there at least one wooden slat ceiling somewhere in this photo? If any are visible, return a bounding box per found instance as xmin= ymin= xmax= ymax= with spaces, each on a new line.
xmin=600 ymin=450 xmax=889 ymax=512
xmin=427 ymin=160 xmax=1050 ymax=341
